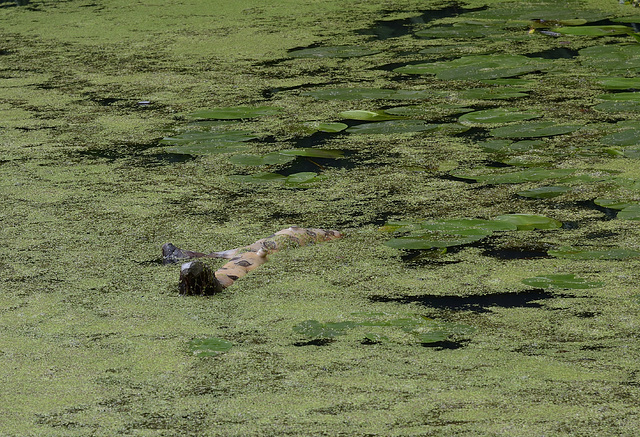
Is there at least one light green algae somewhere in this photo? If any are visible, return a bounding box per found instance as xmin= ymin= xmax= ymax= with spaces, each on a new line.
xmin=2 ymin=0 xmax=640 ymax=436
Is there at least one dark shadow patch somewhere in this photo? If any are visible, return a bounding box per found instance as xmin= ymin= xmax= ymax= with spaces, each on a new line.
xmin=356 ymin=4 xmax=488 ymax=40
xmin=421 ymin=340 xmax=467 ymax=349
xmin=371 ymin=289 xmax=565 ymax=313
xmin=580 ymin=199 xmax=619 ymax=220
xmin=482 ymin=245 xmax=552 ymax=260
xmin=527 ymin=47 xmax=580 ymax=59
xmin=293 ymin=338 xmax=335 ymax=346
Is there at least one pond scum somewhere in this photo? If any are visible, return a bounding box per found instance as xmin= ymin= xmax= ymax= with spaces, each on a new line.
xmin=2 ymin=0 xmax=640 ymax=435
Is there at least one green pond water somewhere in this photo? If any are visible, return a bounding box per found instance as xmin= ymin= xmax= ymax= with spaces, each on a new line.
xmin=3 ymin=0 xmax=640 ymax=435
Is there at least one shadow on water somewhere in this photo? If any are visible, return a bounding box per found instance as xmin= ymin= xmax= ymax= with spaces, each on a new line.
xmin=356 ymin=3 xmax=488 ymax=40
xmin=371 ymin=289 xmax=569 ymax=313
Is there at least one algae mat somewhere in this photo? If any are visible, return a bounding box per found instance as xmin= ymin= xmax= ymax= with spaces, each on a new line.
xmin=2 ymin=0 xmax=640 ymax=435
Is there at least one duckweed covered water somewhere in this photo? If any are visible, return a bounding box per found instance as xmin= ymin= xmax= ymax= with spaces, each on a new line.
xmin=3 ymin=0 xmax=640 ymax=435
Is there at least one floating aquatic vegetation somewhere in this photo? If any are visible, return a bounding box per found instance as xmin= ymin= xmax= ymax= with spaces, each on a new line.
xmin=597 ymin=92 xmax=640 ymax=101
xmin=188 ymin=337 xmax=233 ymax=357
xmin=385 ymin=104 xmax=474 ymax=117
xmin=339 ymin=109 xmax=404 ymax=121
xmin=594 ymin=198 xmax=638 ymax=210
xmin=600 ymin=122 xmax=640 ymax=146
xmin=490 ymin=121 xmax=582 ymax=138
xmin=521 ymin=274 xmax=603 ymax=289
xmin=229 ymin=153 xmax=296 ymax=166
xmin=593 ymin=100 xmax=640 ymax=113
xmin=579 ymin=44 xmax=640 ymax=73
xmin=382 ymin=214 xmax=560 ymax=250
xmin=479 ymin=139 xmax=545 ymax=153
xmin=288 ymin=45 xmax=380 ymax=58
xmin=517 ymin=186 xmax=571 ymax=198
xmin=555 ymin=25 xmax=639 ymax=38
xmin=493 ymin=213 xmax=562 ymax=230
xmin=230 ymin=171 xmax=324 ymax=186
xmin=394 ymin=54 xmax=552 ymax=80
xmin=301 ymin=121 xmax=348 ymax=133
xmin=456 ymin=88 xmax=529 ymax=100
xmin=548 ymin=246 xmax=640 ymax=259
xmin=293 ymin=313 xmax=476 ymax=345
xmin=278 ymin=148 xmax=344 ymax=158
xmin=187 ymin=106 xmax=282 ymax=120
xmin=160 ymin=130 xmax=259 ymax=155
xmin=346 ymin=119 xmax=439 ymax=134
xmin=451 ymin=167 xmax=575 ymax=184
xmin=415 ymin=23 xmax=494 ymax=39
xmin=458 ymin=107 xmax=541 ymax=125
xmin=596 ymin=77 xmax=640 ymax=90
xmin=617 ymin=204 xmax=640 ymax=220
xmin=303 ymin=87 xmax=442 ymax=100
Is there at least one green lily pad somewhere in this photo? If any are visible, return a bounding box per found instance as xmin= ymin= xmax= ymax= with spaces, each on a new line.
xmin=522 ymin=274 xmax=604 ymax=289
xmin=490 ymin=121 xmax=582 ymax=138
xmin=288 ymin=45 xmax=380 ymax=58
xmin=160 ymin=130 xmax=259 ymax=144
xmin=617 ymin=204 xmax=640 ymax=220
xmin=188 ymin=337 xmax=233 ymax=357
xmin=597 ymin=92 xmax=640 ymax=101
xmin=458 ymin=108 xmax=541 ymax=125
xmin=229 ymin=172 xmax=286 ymax=184
xmin=594 ymin=198 xmax=638 ymax=210
xmin=517 ymin=186 xmax=571 ymax=198
xmin=229 ymin=153 xmax=296 ymax=166
xmin=494 ymin=214 xmax=562 ymax=230
xmin=601 ymin=127 xmax=640 ymax=146
xmin=303 ymin=88 xmax=441 ymax=101
xmin=579 ymin=44 xmax=640 ymax=73
xmin=285 ymin=172 xmax=324 ymax=186
xmin=451 ymin=167 xmax=575 ymax=184
xmin=593 ymin=100 xmax=640 ymax=113
xmin=548 ymin=246 xmax=640 ymax=259
xmin=394 ymin=54 xmax=551 ymax=80
xmin=339 ymin=109 xmax=404 ymax=121
xmin=456 ymin=88 xmax=529 ymax=100
xmin=187 ymin=106 xmax=282 ymax=120
xmin=293 ymin=320 xmax=357 ymax=339
xmin=556 ymin=25 xmax=635 ymax=36
xmin=596 ymin=77 xmax=640 ymax=90
xmin=346 ymin=120 xmax=439 ymax=134
xmin=302 ymin=121 xmax=348 ymax=133
xmin=278 ymin=148 xmax=344 ymax=158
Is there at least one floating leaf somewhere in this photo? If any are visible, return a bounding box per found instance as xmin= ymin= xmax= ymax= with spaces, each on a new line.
xmin=548 ymin=247 xmax=640 ymax=259
xmin=278 ymin=148 xmax=344 ymax=158
xmin=517 ymin=186 xmax=571 ymax=198
xmin=394 ymin=54 xmax=551 ymax=80
xmin=303 ymin=88 xmax=440 ymax=101
xmin=384 ymin=229 xmax=489 ymax=250
xmin=451 ymin=167 xmax=575 ymax=184
xmin=302 ymin=121 xmax=348 ymax=133
xmin=187 ymin=106 xmax=281 ymax=120
xmin=292 ymin=320 xmax=356 ymax=339
xmin=579 ymin=44 xmax=640 ymax=73
xmin=593 ymin=101 xmax=640 ymax=113
xmin=522 ymin=274 xmax=603 ymax=289
xmin=346 ymin=120 xmax=439 ymax=134
xmin=288 ymin=45 xmax=380 ymax=58
xmin=458 ymin=108 xmax=541 ymax=125
xmin=556 ymin=25 xmax=635 ymax=36
xmin=597 ymin=92 xmax=640 ymax=101
xmin=594 ymin=198 xmax=637 ymax=210
xmin=494 ymin=214 xmax=562 ymax=230
xmin=456 ymin=88 xmax=529 ymax=100
xmin=490 ymin=121 xmax=582 ymax=138
xmin=617 ymin=204 xmax=640 ymax=220
xmin=285 ymin=172 xmax=323 ymax=186
xmin=339 ymin=109 xmax=404 ymax=121
xmin=601 ymin=127 xmax=640 ymax=146
xmin=188 ymin=337 xmax=233 ymax=357
xmin=596 ymin=77 xmax=640 ymax=90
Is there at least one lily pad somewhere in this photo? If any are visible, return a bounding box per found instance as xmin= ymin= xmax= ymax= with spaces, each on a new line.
xmin=548 ymin=246 xmax=640 ymax=259
xmin=451 ymin=167 xmax=575 ymax=184
xmin=597 ymin=92 xmax=640 ymax=101
xmin=187 ymin=106 xmax=282 ymax=120
xmin=556 ymin=25 xmax=636 ymax=37
xmin=458 ymin=108 xmax=541 ymax=125
xmin=593 ymin=100 xmax=640 ymax=113
xmin=617 ymin=204 xmax=640 ymax=220
xmin=456 ymin=88 xmax=529 ymax=100
xmin=302 ymin=121 xmax=348 ymax=133
xmin=579 ymin=44 xmax=640 ymax=73
xmin=278 ymin=148 xmax=344 ymax=158
xmin=522 ymin=274 xmax=603 ymax=289
xmin=596 ymin=77 xmax=640 ymax=90
xmin=188 ymin=337 xmax=233 ymax=357
xmin=293 ymin=320 xmax=356 ymax=339
xmin=288 ymin=45 xmax=380 ymax=58
xmin=346 ymin=120 xmax=439 ymax=134
xmin=384 ymin=229 xmax=489 ymax=250
xmin=394 ymin=54 xmax=551 ymax=80
xmin=493 ymin=214 xmax=562 ymax=230
xmin=490 ymin=121 xmax=582 ymax=138
xmin=594 ymin=198 xmax=637 ymax=210
xmin=517 ymin=186 xmax=571 ymax=198
xmin=304 ymin=88 xmax=440 ymax=101
xmin=285 ymin=172 xmax=324 ymax=186
xmin=339 ymin=109 xmax=404 ymax=121
xmin=601 ymin=126 xmax=640 ymax=146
